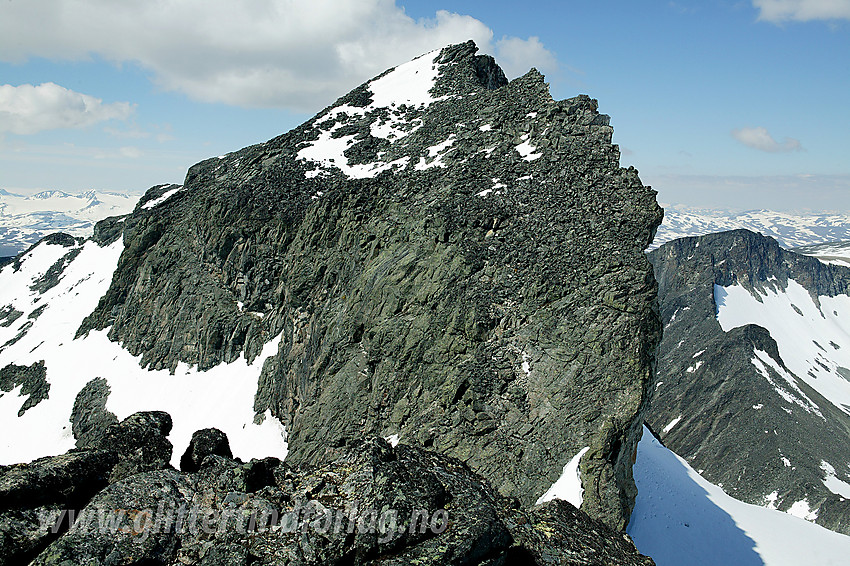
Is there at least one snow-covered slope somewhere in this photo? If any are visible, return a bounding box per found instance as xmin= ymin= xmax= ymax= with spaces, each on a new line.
xmin=715 ymin=279 xmax=850 ymax=416
xmin=629 ymin=426 xmax=850 ymax=566
xmin=0 ymin=188 xmax=139 ymax=256
xmin=652 ymin=208 xmax=850 ymax=249
xmin=0 ymin=237 xmax=286 ymax=466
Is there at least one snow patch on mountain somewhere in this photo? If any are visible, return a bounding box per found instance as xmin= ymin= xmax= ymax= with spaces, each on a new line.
xmin=141 ymin=185 xmax=183 ymax=210
xmin=715 ymin=279 xmax=850 ymax=416
xmin=297 ymin=49 xmax=444 ymax=179
xmin=821 ymin=460 xmax=850 ymax=499
xmin=0 ymin=238 xmax=287 ymax=467
xmin=629 ymin=426 xmax=850 ymax=566
xmin=536 ymin=446 xmax=589 ymax=507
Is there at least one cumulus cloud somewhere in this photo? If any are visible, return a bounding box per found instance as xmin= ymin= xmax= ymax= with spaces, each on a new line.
xmin=753 ymin=0 xmax=850 ymax=22
xmin=731 ymin=126 xmax=803 ymax=152
xmin=0 ymin=0 xmax=557 ymax=111
xmin=0 ymin=83 xmax=134 ymax=135
xmin=492 ymin=36 xmax=558 ymax=79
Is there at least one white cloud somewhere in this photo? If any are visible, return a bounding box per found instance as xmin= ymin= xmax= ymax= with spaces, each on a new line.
xmin=0 ymin=83 xmax=134 ymax=135
xmin=731 ymin=126 xmax=803 ymax=152
xmin=0 ymin=1 xmax=557 ymax=111
xmin=493 ymin=36 xmax=558 ymax=79
xmin=753 ymin=0 xmax=850 ymax=22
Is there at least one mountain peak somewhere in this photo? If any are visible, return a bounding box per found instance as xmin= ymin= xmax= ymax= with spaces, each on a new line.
xmin=4 ymin=40 xmax=662 ymax=535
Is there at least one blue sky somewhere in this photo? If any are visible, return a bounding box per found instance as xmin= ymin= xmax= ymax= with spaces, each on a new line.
xmin=1 ymin=0 xmax=848 ymax=211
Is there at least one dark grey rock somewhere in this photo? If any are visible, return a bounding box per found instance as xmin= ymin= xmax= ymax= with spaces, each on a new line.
xmin=90 ymin=215 xmax=126 ymax=247
xmin=27 ymin=246 xmax=82 ymax=296
xmin=0 ymin=411 xmax=174 ymax=565
xmin=648 ymin=229 xmax=850 ymax=536
xmin=0 ymin=305 xmax=23 ymax=328
xmin=0 ymin=450 xmax=118 ymax=511
xmin=71 ymin=378 xmax=118 ymax=449
xmin=0 ymin=451 xmax=118 ymax=566
xmin=181 ymin=428 xmax=233 ymax=473
xmin=90 ymin=410 xmax=174 ymax=483
xmin=74 ymin=41 xmax=661 ymax=530
xmin=0 ymin=361 xmax=49 ymax=417
xmin=0 ymin=505 xmax=63 ymax=566
xmin=32 ymin=435 xmax=654 ymax=566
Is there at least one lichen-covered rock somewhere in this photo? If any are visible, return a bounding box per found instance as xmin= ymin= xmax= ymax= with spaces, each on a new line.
xmin=0 ymin=451 xmax=117 ymax=566
xmin=0 ymin=411 xmax=174 ymax=565
xmin=90 ymin=410 xmax=173 ymax=483
xmin=77 ymin=41 xmax=661 ymax=528
xmin=32 ymin=435 xmax=654 ymax=565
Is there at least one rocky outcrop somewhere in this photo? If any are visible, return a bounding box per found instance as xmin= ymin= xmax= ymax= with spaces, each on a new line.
xmin=180 ymin=428 xmax=233 ymax=473
xmin=0 ymin=362 xmax=48 ymax=417
xmin=648 ymin=229 xmax=850 ymax=535
xmin=70 ymin=41 xmax=661 ymax=529
xmin=24 ymin=428 xmax=653 ymax=566
xmin=70 ymin=378 xmax=118 ymax=448
xmin=0 ymin=411 xmax=173 ymax=565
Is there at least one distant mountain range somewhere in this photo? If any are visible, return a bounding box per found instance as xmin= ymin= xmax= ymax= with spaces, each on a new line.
xmin=0 ymin=189 xmax=140 ymax=256
xmin=5 ymin=187 xmax=849 ymax=260
xmin=653 ymin=208 xmax=850 ymax=249
xmin=793 ymin=240 xmax=850 ymax=268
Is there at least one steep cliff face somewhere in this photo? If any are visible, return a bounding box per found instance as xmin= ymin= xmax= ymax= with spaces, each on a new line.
xmin=3 ymin=41 xmax=661 ymax=529
xmin=649 ymin=229 xmax=850 ymax=535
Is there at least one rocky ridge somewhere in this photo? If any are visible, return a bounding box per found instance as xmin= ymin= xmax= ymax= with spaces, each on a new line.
xmin=648 ymin=229 xmax=850 ymax=535
xmin=1 ymin=41 xmax=662 ymax=530
xmin=1 ymin=412 xmax=654 ymax=565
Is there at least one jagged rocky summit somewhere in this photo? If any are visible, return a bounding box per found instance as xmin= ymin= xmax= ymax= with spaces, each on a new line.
xmin=0 ymin=40 xmax=662 ymax=537
xmin=649 ymin=229 xmax=850 ymax=535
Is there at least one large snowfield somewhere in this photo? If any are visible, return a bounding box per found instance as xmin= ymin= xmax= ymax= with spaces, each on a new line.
xmin=629 ymin=426 xmax=850 ymax=566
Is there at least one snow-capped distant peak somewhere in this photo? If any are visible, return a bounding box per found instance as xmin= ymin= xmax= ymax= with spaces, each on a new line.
xmin=652 ymin=208 xmax=850 ymax=250
xmin=0 ymin=189 xmax=140 ymax=256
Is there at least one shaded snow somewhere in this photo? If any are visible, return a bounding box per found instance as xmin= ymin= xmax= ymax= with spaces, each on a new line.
xmin=629 ymin=426 xmax=850 ymax=565
xmin=821 ymin=460 xmax=850 ymax=499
